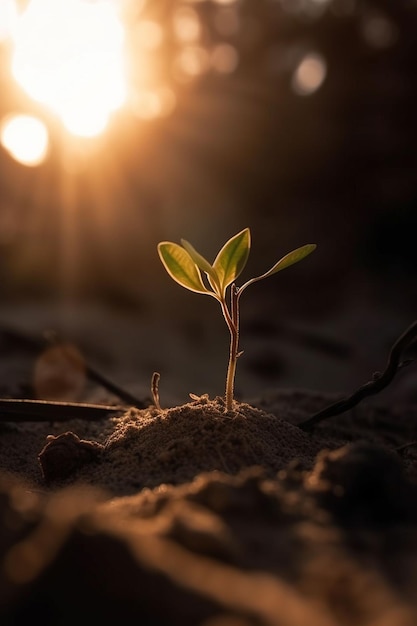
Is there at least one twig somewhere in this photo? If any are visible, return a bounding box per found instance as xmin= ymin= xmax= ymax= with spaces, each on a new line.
xmin=0 ymin=324 xmax=149 ymax=409
xmin=299 ymin=320 xmax=417 ymax=432
xmin=43 ymin=330 xmax=148 ymax=409
xmin=85 ymin=365 xmax=148 ymax=409
xmin=0 ymin=398 xmax=124 ymax=422
xmin=396 ymin=441 xmax=417 ymax=453
xmin=151 ymin=372 xmax=162 ymax=410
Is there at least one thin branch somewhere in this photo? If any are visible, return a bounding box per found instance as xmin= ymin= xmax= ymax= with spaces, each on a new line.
xmin=43 ymin=330 xmax=148 ymax=408
xmin=396 ymin=441 xmax=417 ymax=453
xmin=299 ymin=320 xmax=417 ymax=431
xmin=0 ymin=324 xmax=148 ymax=409
xmin=84 ymin=365 xmax=148 ymax=409
xmin=0 ymin=398 xmax=124 ymax=422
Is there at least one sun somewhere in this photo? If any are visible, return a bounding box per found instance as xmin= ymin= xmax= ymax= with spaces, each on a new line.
xmin=10 ymin=0 xmax=127 ymax=138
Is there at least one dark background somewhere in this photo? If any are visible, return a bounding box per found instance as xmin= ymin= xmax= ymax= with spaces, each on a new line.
xmin=1 ymin=0 xmax=417 ymax=405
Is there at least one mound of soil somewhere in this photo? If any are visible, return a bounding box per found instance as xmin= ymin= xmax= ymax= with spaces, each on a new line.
xmin=1 ymin=389 xmax=417 ymax=625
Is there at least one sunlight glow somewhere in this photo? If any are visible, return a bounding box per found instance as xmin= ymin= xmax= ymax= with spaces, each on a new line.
xmin=10 ymin=0 xmax=127 ymax=137
xmin=0 ymin=0 xmax=17 ymax=42
xmin=1 ymin=114 xmax=49 ymax=166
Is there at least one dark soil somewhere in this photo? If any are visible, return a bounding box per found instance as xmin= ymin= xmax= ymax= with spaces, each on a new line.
xmin=1 ymin=386 xmax=417 ymax=626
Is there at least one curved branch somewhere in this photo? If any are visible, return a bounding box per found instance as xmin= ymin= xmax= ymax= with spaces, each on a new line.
xmin=299 ymin=320 xmax=417 ymax=431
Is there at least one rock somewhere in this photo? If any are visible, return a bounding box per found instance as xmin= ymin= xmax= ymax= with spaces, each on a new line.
xmin=38 ymin=432 xmax=103 ymax=483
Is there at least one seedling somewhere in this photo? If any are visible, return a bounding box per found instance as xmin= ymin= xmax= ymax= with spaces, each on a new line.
xmin=158 ymin=228 xmax=316 ymax=413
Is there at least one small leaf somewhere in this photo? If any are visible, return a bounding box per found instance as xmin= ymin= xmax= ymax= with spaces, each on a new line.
xmin=240 ymin=244 xmax=316 ymax=293
xmin=213 ymin=228 xmax=251 ymax=295
xmin=260 ymin=244 xmax=317 ymax=278
xmin=181 ymin=238 xmax=221 ymax=295
xmin=158 ymin=242 xmax=211 ymax=295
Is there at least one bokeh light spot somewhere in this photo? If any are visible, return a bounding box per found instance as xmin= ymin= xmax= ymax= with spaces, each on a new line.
xmin=174 ymin=46 xmax=209 ymax=81
xmin=214 ymin=7 xmax=240 ymax=36
xmin=135 ymin=20 xmax=164 ymax=50
xmin=128 ymin=84 xmax=176 ymax=120
xmin=360 ymin=14 xmax=398 ymax=49
xmin=292 ymin=52 xmax=327 ymax=96
xmin=132 ymin=91 xmax=163 ymax=120
xmin=211 ymin=44 xmax=239 ymax=74
xmin=173 ymin=6 xmax=201 ymax=43
xmin=213 ymin=0 xmax=239 ymax=6
xmin=0 ymin=114 xmax=49 ymax=167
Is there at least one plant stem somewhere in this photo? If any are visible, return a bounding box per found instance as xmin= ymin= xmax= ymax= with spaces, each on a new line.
xmin=223 ymin=285 xmax=239 ymax=412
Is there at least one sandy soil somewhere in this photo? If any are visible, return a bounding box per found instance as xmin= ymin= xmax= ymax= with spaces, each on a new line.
xmin=1 ymin=297 xmax=417 ymax=625
xmin=1 ymin=384 xmax=417 ymax=626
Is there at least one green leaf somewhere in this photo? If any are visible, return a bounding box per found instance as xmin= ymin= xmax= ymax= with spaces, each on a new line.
xmin=260 ymin=243 xmax=317 ymax=278
xmin=181 ymin=238 xmax=221 ymax=295
xmin=240 ymin=244 xmax=316 ymax=293
xmin=158 ymin=242 xmax=211 ymax=295
xmin=213 ymin=228 xmax=251 ymax=295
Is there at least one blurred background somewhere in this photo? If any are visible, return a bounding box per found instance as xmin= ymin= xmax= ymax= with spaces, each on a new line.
xmin=0 ymin=0 xmax=417 ymax=406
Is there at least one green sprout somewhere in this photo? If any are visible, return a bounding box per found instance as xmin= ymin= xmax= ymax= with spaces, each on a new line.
xmin=158 ymin=228 xmax=316 ymax=413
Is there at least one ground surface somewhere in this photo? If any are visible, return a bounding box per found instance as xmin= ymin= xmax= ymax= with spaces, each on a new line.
xmin=1 ymin=384 xmax=417 ymax=626
xmin=1 ymin=300 xmax=417 ymax=625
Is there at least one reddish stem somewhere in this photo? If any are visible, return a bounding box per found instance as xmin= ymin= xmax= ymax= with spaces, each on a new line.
xmin=223 ymin=284 xmax=239 ymax=412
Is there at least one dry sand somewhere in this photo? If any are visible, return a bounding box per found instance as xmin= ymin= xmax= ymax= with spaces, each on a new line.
xmin=1 ymin=388 xmax=417 ymax=626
